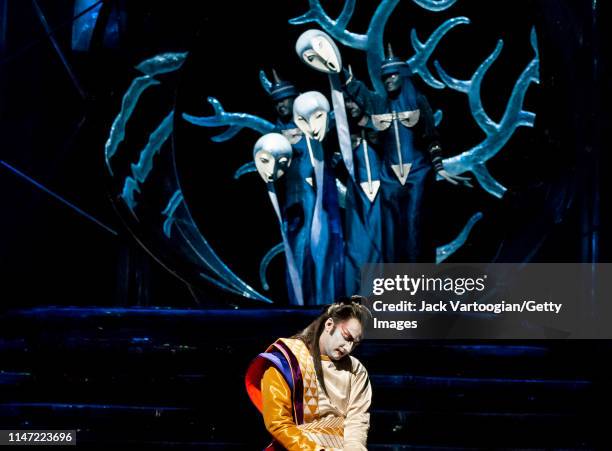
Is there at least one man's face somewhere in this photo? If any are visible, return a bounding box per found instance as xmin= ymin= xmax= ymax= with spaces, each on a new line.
xmin=275 ymin=97 xmax=294 ymax=120
xmin=320 ymin=317 xmax=363 ymax=361
xmin=383 ymin=72 xmax=402 ymax=94
xmin=345 ymin=99 xmax=363 ymax=120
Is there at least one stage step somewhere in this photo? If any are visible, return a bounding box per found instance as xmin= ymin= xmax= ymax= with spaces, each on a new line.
xmin=0 ymin=371 xmax=593 ymax=415
xmin=0 ymin=307 xmax=602 ymax=448
xmin=0 ymin=403 xmax=594 ymax=449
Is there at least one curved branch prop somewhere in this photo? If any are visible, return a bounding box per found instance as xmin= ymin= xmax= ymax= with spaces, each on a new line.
xmin=182 ymin=97 xmax=275 ymax=142
xmin=161 ymin=199 xmax=273 ymax=303
xmin=106 ymin=54 xmax=273 ymax=304
xmin=436 ymin=212 xmax=483 ymax=263
xmin=135 ymin=52 xmax=188 ymax=76
xmin=412 ymin=0 xmax=458 ymax=12
xmin=435 ymin=39 xmax=502 ymax=133
xmin=162 ymin=189 xmax=184 ymax=238
xmin=121 ymin=112 xmax=174 ymax=211
xmin=289 ymin=0 xmax=367 ymax=50
xmin=259 ymin=243 xmax=285 ymax=290
xmin=106 ymin=52 xmax=187 ymax=174
xmin=435 ymin=28 xmax=540 ymax=198
xmin=365 ymin=0 xmax=400 ymax=95
xmin=234 ymin=162 xmax=257 ymax=180
xmin=408 ymin=17 xmax=470 ymax=89
xmin=105 ymin=77 xmax=160 ymax=174
xmin=171 ymin=210 xmax=272 ymax=303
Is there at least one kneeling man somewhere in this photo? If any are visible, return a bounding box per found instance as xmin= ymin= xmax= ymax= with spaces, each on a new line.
xmin=246 ymin=296 xmax=373 ymax=450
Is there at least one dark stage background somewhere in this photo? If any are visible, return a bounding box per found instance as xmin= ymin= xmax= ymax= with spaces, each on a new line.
xmin=0 ymin=0 xmax=609 ymax=309
xmin=0 ymin=0 xmax=610 ymax=449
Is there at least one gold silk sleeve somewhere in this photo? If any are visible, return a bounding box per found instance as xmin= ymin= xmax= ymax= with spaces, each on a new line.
xmin=261 ymin=366 xmax=322 ymax=451
xmin=343 ymin=360 xmax=372 ymax=451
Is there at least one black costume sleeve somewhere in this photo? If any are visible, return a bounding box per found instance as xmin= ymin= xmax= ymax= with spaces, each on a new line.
xmin=416 ymin=91 xmax=444 ymax=172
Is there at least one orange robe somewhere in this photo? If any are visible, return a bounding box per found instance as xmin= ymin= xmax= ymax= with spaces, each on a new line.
xmin=247 ymin=338 xmax=371 ymax=450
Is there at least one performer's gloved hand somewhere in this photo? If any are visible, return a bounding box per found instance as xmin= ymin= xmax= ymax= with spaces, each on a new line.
xmin=429 ymin=142 xmax=473 ymax=187
xmin=437 ymin=168 xmax=473 ymax=187
xmin=341 ymin=65 xmax=354 ymax=87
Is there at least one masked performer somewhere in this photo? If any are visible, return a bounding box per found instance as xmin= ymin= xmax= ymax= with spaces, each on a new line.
xmin=345 ymin=46 xmax=469 ymax=262
xmin=263 ymin=71 xmax=316 ymax=305
xmin=246 ymin=296 xmax=372 ymax=450
xmin=253 ymin=133 xmax=306 ymax=304
xmin=343 ymin=86 xmax=383 ymax=295
xmin=293 ymin=91 xmax=345 ymax=305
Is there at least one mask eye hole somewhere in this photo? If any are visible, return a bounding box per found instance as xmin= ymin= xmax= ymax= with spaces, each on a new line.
xmin=303 ymin=50 xmax=317 ymax=63
xmin=327 ymin=61 xmax=336 ymax=70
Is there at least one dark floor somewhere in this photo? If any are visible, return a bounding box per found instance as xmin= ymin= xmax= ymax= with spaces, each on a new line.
xmin=0 ymin=307 xmax=606 ymax=449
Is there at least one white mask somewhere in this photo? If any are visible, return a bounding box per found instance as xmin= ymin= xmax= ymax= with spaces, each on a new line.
xmin=252 ymin=133 xmax=293 ymax=183
xmin=293 ymin=91 xmax=330 ymax=142
xmin=295 ymin=30 xmax=342 ymax=74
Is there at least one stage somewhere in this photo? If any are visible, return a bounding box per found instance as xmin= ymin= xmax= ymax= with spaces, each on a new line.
xmin=0 ymin=0 xmax=609 ymax=448
xmin=0 ymin=307 xmax=604 ymax=449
